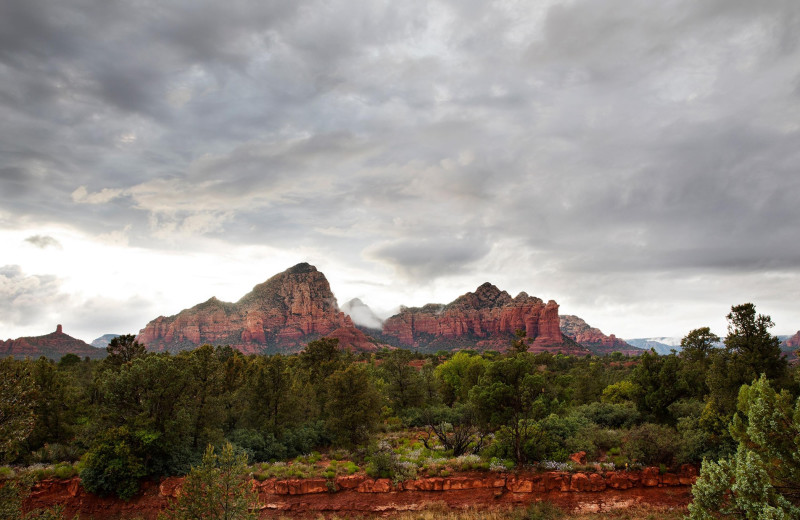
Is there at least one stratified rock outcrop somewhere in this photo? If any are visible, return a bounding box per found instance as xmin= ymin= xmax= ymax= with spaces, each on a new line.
xmin=137 ymin=263 xmax=379 ymax=354
xmin=0 ymin=325 xmax=106 ymax=360
xmin=382 ymin=283 xmax=586 ymax=354
xmin=559 ymin=315 xmax=641 ymax=355
xmin=783 ymin=331 xmax=800 ymax=349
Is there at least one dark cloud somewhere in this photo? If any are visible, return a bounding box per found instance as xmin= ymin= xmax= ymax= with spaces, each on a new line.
xmin=1 ymin=0 xmax=799 ymax=337
xmin=24 ymin=235 xmax=62 ymax=249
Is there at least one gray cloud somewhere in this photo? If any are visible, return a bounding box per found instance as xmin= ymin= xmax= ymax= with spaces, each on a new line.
xmin=24 ymin=235 xmax=62 ymax=249
xmin=1 ymin=0 xmax=799 ymax=337
xmin=0 ymin=265 xmax=67 ymax=328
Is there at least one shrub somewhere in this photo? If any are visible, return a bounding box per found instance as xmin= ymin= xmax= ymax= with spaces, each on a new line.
xmin=79 ymin=427 xmax=146 ymax=500
xmin=624 ymin=423 xmax=680 ymax=466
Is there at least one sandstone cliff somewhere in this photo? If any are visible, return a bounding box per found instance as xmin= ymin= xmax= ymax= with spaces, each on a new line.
xmin=137 ymin=263 xmax=380 ymax=354
xmin=381 ymin=283 xmax=587 ymax=354
xmin=0 ymin=325 xmax=106 ymax=360
xmin=559 ymin=315 xmax=640 ymax=355
xmin=783 ymin=331 xmax=800 ymax=349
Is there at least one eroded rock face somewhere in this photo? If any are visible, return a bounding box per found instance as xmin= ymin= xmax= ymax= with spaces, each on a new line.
xmin=24 ymin=467 xmax=697 ymax=519
xmin=0 ymin=326 xmax=106 ymax=360
xmin=783 ymin=331 xmax=800 ymax=349
xmin=137 ymin=263 xmax=378 ymax=354
xmin=559 ymin=315 xmax=640 ymax=355
xmin=382 ymin=283 xmax=584 ymax=353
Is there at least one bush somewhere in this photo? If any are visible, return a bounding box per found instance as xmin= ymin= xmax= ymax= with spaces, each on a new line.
xmin=574 ymin=402 xmax=640 ymax=428
xmin=624 ymin=423 xmax=680 ymax=466
xmin=79 ymin=427 xmax=146 ymax=500
xmin=53 ymin=462 xmax=77 ymax=479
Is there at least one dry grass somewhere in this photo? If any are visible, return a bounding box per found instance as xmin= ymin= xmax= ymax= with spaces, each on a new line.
xmin=275 ymin=502 xmax=687 ymax=520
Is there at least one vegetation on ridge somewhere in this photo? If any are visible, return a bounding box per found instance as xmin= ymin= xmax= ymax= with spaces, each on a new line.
xmin=0 ymin=303 xmax=797 ymax=520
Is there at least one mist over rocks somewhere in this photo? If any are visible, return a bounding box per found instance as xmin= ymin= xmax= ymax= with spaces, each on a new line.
xmin=341 ymin=298 xmax=384 ymax=330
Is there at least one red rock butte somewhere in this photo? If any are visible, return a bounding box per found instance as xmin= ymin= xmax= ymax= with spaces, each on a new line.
xmin=137 ymin=263 xmax=379 ymax=354
xmin=382 ymin=282 xmax=588 ymax=354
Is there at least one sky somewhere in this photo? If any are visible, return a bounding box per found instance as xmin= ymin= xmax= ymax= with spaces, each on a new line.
xmin=1 ymin=0 xmax=799 ymax=344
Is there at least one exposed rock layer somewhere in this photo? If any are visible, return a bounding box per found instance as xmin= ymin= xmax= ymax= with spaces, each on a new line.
xmin=559 ymin=315 xmax=641 ymax=355
xmin=24 ymin=467 xmax=696 ymax=519
xmin=0 ymin=326 xmax=106 ymax=360
xmin=137 ymin=263 xmax=379 ymax=354
xmin=783 ymin=331 xmax=800 ymax=349
xmin=382 ymin=283 xmax=586 ymax=354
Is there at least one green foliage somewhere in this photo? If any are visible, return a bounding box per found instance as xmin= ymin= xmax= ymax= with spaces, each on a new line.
xmin=105 ymin=334 xmax=147 ymax=367
xmin=159 ymin=442 xmax=258 ymax=520
xmin=435 ymin=351 xmax=487 ymax=406
xmin=80 ymin=426 xmax=146 ymax=500
xmin=379 ymin=349 xmax=425 ymax=410
xmin=624 ymin=423 xmax=680 ymax=466
xmin=0 ymin=358 xmax=36 ymax=461
xmin=688 ymin=376 xmax=800 ymax=519
xmin=325 ymin=364 xmax=381 ymax=447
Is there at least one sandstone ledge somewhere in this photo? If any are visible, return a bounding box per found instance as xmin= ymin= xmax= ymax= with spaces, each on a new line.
xmin=25 ymin=466 xmax=697 ymax=519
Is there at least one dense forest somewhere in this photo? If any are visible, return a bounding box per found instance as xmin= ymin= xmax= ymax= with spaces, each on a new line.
xmin=1 ymin=303 xmax=799 ymax=519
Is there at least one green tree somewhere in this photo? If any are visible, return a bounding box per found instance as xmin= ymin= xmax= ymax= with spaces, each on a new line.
xmin=159 ymin=442 xmax=258 ymax=520
xmin=0 ymin=358 xmax=35 ymax=461
xmin=630 ymin=351 xmax=686 ymax=423
xmin=703 ymin=304 xmax=788 ymax=438
xmin=470 ymin=354 xmax=545 ymax=463
xmin=325 ymin=364 xmax=380 ymax=447
xmin=105 ymin=334 xmax=147 ymax=367
xmin=688 ymin=375 xmax=800 ymax=519
xmin=379 ymin=349 xmax=424 ymax=411
xmin=679 ymin=327 xmax=720 ymax=398
xmin=435 ymin=351 xmax=487 ymax=406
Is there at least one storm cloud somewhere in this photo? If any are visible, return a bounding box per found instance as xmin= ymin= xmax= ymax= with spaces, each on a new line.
xmin=1 ymin=0 xmax=798 ymax=340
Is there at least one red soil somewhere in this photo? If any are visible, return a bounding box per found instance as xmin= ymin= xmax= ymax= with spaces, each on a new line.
xmin=24 ymin=466 xmax=696 ymax=519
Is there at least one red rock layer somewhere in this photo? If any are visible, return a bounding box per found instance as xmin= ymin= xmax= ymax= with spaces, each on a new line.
xmin=0 ymin=326 xmax=106 ymax=360
xmin=783 ymin=331 xmax=800 ymax=349
xmin=382 ymin=283 xmax=583 ymax=353
xmin=24 ymin=466 xmax=696 ymax=519
xmin=137 ymin=263 xmax=377 ymax=354
xmin=559 ymin=315 xmax=640 ymax=355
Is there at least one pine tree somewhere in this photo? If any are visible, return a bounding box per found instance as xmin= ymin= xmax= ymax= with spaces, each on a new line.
xmin=159 ymin=443 xmax=258 ymax=520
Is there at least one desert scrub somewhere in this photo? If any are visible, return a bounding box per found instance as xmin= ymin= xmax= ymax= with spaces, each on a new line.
xmin=254 ymin=461 xmax=317 ymax=480
xmin=0 ymin=466 xmax=15 ymax=479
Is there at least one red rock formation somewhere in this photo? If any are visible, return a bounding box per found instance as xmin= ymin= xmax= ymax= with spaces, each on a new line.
xmin=24 ymin=467 xmax=696 ymax=519
xmin=0 ymin=325 xmax=106 ymax=360
xmin=559 ymin=315 xmax=640 ymax=355
xmin=137 ymin=263 xmax=379 ymax=354
xmin=783 ymin=331 xmax=800 ymax=349
xmin=382 ymin=283 xmax=586 ymax=354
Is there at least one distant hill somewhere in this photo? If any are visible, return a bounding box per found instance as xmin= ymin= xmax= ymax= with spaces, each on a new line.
xmin=559 ymin=315 xmax=642 ymax=355
xmin=625 ymin=338 xmax=679 ymax=355
xmin=1 ymin=325 xmax=107 ymax=360
xmin=91 ymin=334 xmax=121 ymax=349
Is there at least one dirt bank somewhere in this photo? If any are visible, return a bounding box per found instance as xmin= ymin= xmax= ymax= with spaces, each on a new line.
xmin=24 ymin=465 xmax=696 ymax=519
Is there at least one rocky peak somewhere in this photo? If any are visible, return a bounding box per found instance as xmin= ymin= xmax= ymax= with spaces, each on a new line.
xmin=137 ymin=264 xmax=378 ymax=354
xmin=559 ymin=315 xmax=639 ymax=355
xmin=1 ymin=326 xmax=106 ymax=360
xmin=382 ymin=284 xmax=575 ymax=353
xmin=450 ymin=283 xmax=513 ymax=310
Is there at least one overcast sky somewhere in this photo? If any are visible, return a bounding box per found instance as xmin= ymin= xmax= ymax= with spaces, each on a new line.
xmin=2 ymin=0 xmax=799 ymax=344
